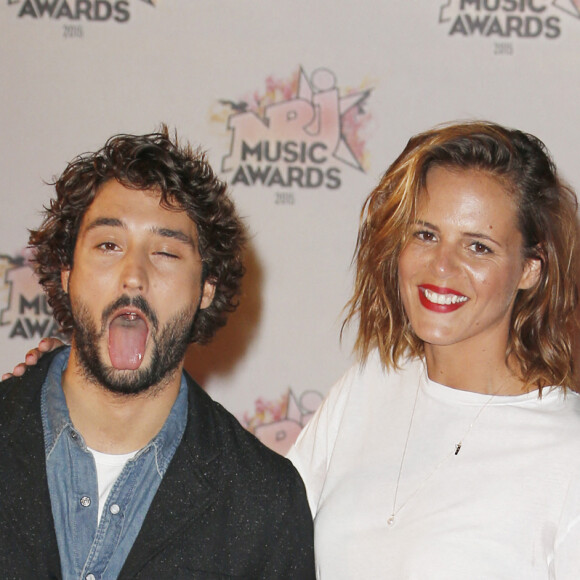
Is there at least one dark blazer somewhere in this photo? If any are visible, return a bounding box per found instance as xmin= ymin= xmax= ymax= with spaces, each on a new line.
xmin=0 ymin=348 xmax=315 ymax=579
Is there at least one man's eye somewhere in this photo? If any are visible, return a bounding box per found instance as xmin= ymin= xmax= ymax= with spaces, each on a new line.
xmin=155 ymin=251 xmax=179 ymax=259
xmin=98 ymin=242 xmax=119 ymax=251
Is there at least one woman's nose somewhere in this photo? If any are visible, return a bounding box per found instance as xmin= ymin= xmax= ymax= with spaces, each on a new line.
xmin=430 ymin=243 xmax=459 ymax=278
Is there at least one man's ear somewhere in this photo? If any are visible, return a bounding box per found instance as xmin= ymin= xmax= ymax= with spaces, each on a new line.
xmin=61 ymin=269 xmax=70 ymax=294
xmin=200 ymin=278 xmax=216 ymax=310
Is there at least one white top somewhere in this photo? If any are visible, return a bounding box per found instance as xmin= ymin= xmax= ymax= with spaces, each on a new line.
xmin=88 ymin=447 xmax=138 ymax=524
xmin=288 ymin=351 xmax=580 ymax=579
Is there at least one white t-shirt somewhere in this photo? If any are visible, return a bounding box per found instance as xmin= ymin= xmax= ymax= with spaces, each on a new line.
xmin=88 ymin=447 xmax=138 ymax=524
xmin=288 ymin=352 xmax=580 ymax=579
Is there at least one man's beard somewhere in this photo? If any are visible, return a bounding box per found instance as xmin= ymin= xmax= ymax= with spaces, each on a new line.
xmin=71 ymin=295 xmax=195 ymax=396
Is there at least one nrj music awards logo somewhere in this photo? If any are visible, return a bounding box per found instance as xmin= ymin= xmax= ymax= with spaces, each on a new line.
xmin=0 ymin=251 xmax=64 ymax=341
xmin=215 ymin=67 xmax=372 ymax=190
xmin=242 ymin=389 xmax=323 ymax=455
xmin=439 ymin=0 xmax=580 ymax=39
xmin=7 ymin=0 xmax=155 ymax=23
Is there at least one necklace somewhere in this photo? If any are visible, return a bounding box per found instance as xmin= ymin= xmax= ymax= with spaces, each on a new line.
xmin=387 ymin=379 xmax=496 ymax=526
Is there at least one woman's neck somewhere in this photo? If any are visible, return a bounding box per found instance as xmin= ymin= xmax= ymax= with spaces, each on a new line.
xmin=423 ymin=341 xmax=531 ymax=395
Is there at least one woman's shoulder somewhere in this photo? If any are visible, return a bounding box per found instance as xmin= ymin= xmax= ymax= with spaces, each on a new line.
xmin=343 ymin=350 xmax=424 ymax=392
xmin=302 ymin=351 xmax=424 ymax=426
xmin=291 ymin=351 xmax=424 ymax=447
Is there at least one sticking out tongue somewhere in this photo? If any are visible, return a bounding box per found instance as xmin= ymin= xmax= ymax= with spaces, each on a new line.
xmin=108 ymin=314 xmax=148 ymax=370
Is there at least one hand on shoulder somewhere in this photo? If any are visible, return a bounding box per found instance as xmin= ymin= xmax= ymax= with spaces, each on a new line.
xmin=1 ymin=337 xmax=65 ymax=381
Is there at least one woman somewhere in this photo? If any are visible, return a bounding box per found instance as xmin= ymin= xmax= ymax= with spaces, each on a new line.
xmin=287 ymin=121 xmax=580 ymax=578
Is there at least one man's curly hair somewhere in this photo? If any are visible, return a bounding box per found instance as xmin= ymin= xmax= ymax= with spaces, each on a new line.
xmin=30 ymin=125 xmax=246 ymax=344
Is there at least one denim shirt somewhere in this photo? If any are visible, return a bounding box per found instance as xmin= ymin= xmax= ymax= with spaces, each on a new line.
xmin=41 ymin=348 xmax=188 ymax=580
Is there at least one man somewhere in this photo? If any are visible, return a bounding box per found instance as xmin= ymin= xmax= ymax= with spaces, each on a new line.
xmin=0 ymin=128 xmax=315 ymax=578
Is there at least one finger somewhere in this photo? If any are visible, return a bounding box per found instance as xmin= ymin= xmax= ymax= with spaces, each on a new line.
xmin=24 ymin=350 xmax=41 ymax=365
xmin=5 ymin=363 xmax=28 ymax=379
xmin=38 ymin=337 xmax=65 ymax=352
xmin=1 ymin=338 xmax=66 ymax=382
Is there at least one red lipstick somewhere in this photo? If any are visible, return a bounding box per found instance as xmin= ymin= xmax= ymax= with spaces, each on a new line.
xmin=418 ymin=284 xmax=469 ymax=313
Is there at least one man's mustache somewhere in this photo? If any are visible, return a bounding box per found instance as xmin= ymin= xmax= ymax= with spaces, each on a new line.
xmin=101 ymin=295 xmax=159 ymax=332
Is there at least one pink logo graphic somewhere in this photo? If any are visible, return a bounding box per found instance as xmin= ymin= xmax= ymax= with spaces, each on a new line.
xmin=242 ymin=389 xmax=323 ymax=455
xmin=216 ymin=67 xmax=372 ymax=190
xmin=553 ymin=0 xmax=580 ymax=18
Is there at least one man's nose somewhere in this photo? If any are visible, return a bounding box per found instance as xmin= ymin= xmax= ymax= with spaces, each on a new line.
xmin=120 ymin=250 xmax=148 ymax=293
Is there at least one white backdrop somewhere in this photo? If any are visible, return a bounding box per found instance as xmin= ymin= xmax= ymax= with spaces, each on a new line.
xmin=2 ymin=0 xmax=579 ymax=454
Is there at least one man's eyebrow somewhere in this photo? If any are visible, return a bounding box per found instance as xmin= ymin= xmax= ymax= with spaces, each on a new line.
xmin=84 ymin=217 xmax=124 ymax=232
xmin=83 ymin=219 xmax=196 ymax=247
xmin=153 ymin=227 xmax=196 ymax=248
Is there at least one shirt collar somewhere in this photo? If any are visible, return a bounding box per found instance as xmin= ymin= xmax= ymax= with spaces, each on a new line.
xmin=41 ymin=346 xmax=188 ymax=476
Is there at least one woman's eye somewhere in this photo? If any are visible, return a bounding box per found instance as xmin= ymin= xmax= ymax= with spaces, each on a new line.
xmin=414 ymin=230 xmax=435 ymax=242
xmin=470 ymin=241 xmax=492 ymax=255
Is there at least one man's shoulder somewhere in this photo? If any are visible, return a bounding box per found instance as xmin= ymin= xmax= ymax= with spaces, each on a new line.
xmin=182 ymin=373 xmax=300 ymax=486
xmin=0 ymin=348 xmax=63 ymax=427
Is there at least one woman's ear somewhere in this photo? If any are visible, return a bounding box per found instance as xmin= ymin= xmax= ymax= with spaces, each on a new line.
xmin=519 ymin=258 xmax=541 ymax=290
xmin=519 ymin=246 xmax=544 ymax=291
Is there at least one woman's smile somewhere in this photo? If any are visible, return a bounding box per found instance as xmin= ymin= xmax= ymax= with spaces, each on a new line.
xmin=418 ymin=284 xmax=469 ymax=312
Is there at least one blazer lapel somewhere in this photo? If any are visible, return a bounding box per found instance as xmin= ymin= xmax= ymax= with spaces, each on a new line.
xmin=119 ymin=375 xmax=221 ymax=577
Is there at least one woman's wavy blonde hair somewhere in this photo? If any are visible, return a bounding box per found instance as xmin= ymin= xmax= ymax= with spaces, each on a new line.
xmin=344 ymin=121 xmax=578 ymax=390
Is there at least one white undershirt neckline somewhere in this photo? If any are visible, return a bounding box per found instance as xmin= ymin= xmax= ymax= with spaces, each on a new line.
xmin=87 ymin=447 xmax=139 ymax=524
